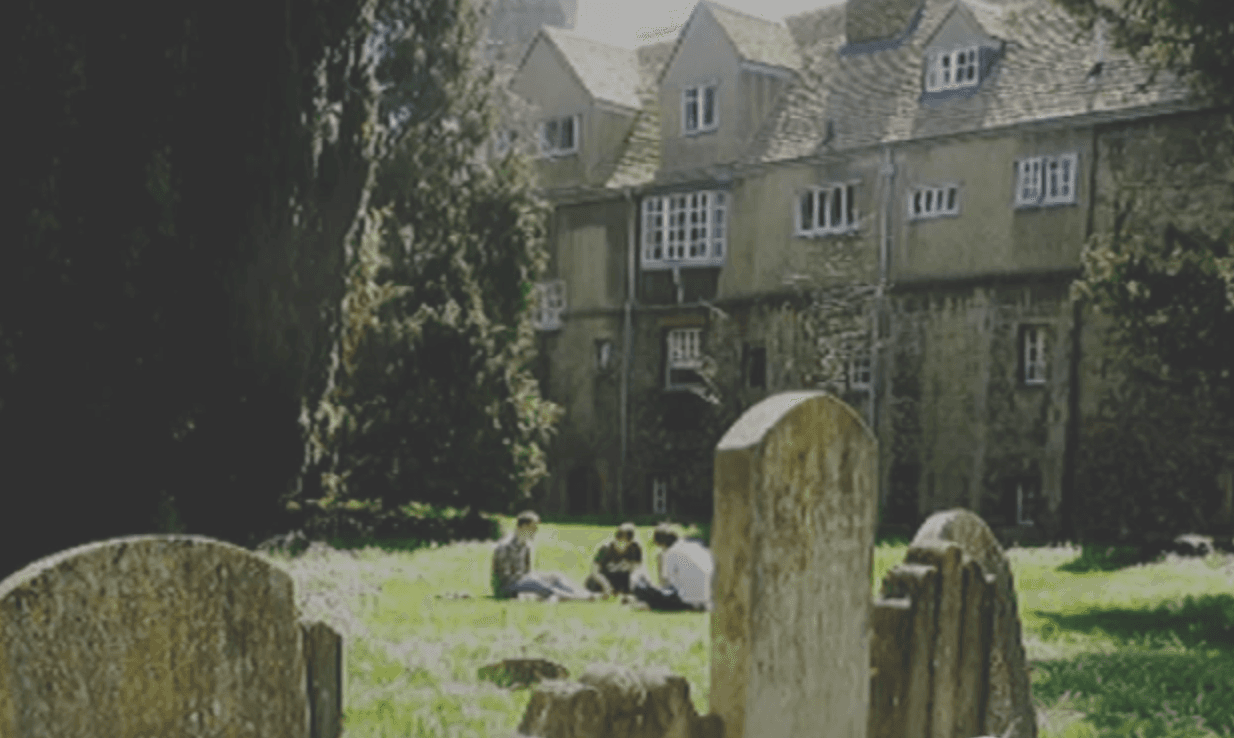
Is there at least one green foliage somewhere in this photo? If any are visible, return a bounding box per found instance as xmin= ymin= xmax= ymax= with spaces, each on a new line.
xmin=1071 ymin=115 xmax=1234 ymax=545
xmin=1052 ymin=0 xmax=1234 ymax=102
xmin=295 ymin=498 xmax=502 ymax=549
xmin=302 ymin=0 xmax=560 ymax=517
xmin=5 ymin=0 xmax=380 ymax=576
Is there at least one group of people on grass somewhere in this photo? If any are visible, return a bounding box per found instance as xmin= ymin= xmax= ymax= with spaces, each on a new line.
xmin=490 ymin=511 xmax=714 ymax=612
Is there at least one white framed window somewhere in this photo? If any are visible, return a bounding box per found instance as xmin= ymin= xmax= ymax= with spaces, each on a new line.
xmin=683 ymin=83 xmax=718 ymax=134
xmin=595 ymin=339 xmax=613 ymax=371
xmin=1022 ymin=325 xmax=1047 ymax=385
xmin=849 ymin=354 xmax=872 ymax=391
xmin=532 ymin=280 xmax=566 ymax=331
xmin=666 ymin=327 xmax=703 ymax=388
xmin=1015 ymin=153 xmax=1078 ymax=207
xmin=641 ymin=191 xmax=727 ymax=269
xmin=1016 ymin=483 xmax=1034 ymax=526
xmin=925 ymin=46 xmax=981 ymax=92
xmin=538 ymin=115 xmax=579 ymax=157
xmin=1015 ymin=157 xmax=1043 ymax=206
xmin=652 ymin=478 xmax=668 ymax=515
xmin=797 ymin=183 xmax=858 ymax=236
xmin=908 ymin=185 xmax=960 ymax=220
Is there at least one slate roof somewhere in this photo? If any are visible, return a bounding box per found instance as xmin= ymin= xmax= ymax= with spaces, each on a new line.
xmin=526 ymin=0 xmax=1199 ymax=195
xmin=747 ymin=0 xmax=1195 ymax=165
xmin=541 ymin=26 xmax=644 ymax=110
xmin=604 ymin=41 xmax=677 ymax=188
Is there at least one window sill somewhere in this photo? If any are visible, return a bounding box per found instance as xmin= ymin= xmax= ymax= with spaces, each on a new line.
xmin=538 ymin=150 xmax=579 ymax=160
xmin=641 ymin=259 xmax=725 ymax=271
xmin=1015 ymin=200 xmax=1078 ymax=209
xmin=663 ymin=384 xmax=707 ymax=394
xmin=682 ymin=126 xmax=719 ymax=137
xmin=924 ymin=82 xmax=980 ymax=94
xmin=908 ymin=212 xmax=960 ymax=222
xmin=796 ymin=228 xmax=860 ymax=239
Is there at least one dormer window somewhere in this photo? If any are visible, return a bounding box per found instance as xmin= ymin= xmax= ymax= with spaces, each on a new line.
xmin=539 ymin=115 xmax=579 ymax=157
xmin=925 ymin=46 xmax=980 ymax=92
xmin=683 ymin=84 xmax=718 ymax=134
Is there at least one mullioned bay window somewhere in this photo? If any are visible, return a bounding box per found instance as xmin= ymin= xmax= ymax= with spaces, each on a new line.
xmin=641 ymin=191 xmax=728 ymax=269
xmin=797 ymin=183 xmax=858 ymax=236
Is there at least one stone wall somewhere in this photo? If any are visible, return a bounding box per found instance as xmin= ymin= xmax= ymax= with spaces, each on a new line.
xmin=885 ymin=278 xmax=1076 ymax=539
xmin=0 ymin=535 xmax=342 ymax=738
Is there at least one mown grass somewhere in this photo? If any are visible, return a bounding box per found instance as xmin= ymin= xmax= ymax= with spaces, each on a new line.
xmin=261 ymin=523 xmax=1234 ymax=738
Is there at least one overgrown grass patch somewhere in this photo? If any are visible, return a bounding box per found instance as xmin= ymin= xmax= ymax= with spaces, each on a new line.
xmin=262 ymin=525 xmax=1234 ymax=738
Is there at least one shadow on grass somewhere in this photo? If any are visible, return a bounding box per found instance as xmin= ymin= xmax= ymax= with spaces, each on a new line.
xmin=1056 ymin=544 xmax=1161 ymax=573
xmin=1033 ymin=648 xmax=1234 ymax=737
xmin=1034 ymin=594 xmax=1234 ymax=650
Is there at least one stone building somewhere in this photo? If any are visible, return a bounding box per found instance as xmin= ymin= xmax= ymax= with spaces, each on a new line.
xmin=503 ymin=0 xmax=1210 ymax=539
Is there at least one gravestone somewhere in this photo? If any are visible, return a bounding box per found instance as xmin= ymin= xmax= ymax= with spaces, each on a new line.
xmin=870 ymin=509 xmax=1034 ymax=738
xmin=711 ymin=391 xmax=878 ymax=738
xmin=0 ymin=535 xmax=343 ymax=738
xmin=515 ymin=663 xmax=724 ymax=738
xmin=910 ymin=510 xmax=1035 ymax=738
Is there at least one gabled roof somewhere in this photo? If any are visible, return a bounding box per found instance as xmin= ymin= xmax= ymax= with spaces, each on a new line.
xmin=703 ymin=1 xmax=804 ymax=71
xmin=532 ymin=26 xmax=645 ymax=110
xmin=746 ymin=0 xmax=1195 ymax=165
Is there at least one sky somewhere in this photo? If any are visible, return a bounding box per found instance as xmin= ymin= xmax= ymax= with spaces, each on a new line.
xmin=572 ymin=0 xmax=843 ymax=48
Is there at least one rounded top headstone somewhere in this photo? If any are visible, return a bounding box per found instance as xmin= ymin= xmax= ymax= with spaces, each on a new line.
xmin=716 ymin=391 xmax=872 ymax=452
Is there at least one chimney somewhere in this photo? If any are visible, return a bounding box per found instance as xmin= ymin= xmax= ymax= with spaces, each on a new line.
xmin=845 ymin=0 xmax=925 ymax=47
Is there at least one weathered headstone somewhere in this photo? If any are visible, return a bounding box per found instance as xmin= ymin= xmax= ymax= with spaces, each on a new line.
xmin=0 ymin=535 xmax=342 ymax=738
xmin=711 ymin=391 xmax=878 ymax=738
xmin=303 ymin=620 xmax=344 ymax=738
xmin=871 ymin=509 xmax=1034 ymax=738
xmin=515 ymin=663 xmax=723 ymax=738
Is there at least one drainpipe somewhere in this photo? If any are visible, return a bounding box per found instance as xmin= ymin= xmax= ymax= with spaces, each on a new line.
xmin=876 ymin=145 xmax=896 ymax=505
xmin=619 ymin=187 xmax=637 ymax=516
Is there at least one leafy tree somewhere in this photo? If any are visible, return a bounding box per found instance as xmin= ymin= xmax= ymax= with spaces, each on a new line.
xmin=301 ymin=0 xmax=560 ymax=517
xmin=4 ymin=0 xmax=380 ymax=577
xmin=1051 ymin=0 xmax=1234 ymax=543
xmin=1070 ymin=113 xmax=1234 ymax=542
xmin=1052 ymin=0 xmax=1234 ymax=101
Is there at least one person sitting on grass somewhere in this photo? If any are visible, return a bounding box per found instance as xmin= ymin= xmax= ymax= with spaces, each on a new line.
xmin=491 ymin=511 xmax=597 ymax=602
xmin=584 ymin=522 xmax=649 ymax=596
xmin=631 ymin=523 xmax=714 ymax=612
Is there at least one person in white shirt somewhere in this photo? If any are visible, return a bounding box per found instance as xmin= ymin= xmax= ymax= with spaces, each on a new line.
xmin=631 ymin=523 xmax=714 ymax=612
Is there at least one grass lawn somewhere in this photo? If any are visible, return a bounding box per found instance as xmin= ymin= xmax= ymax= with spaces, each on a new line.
xmin=261 ymin=522 xmax=1234 ymax=738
